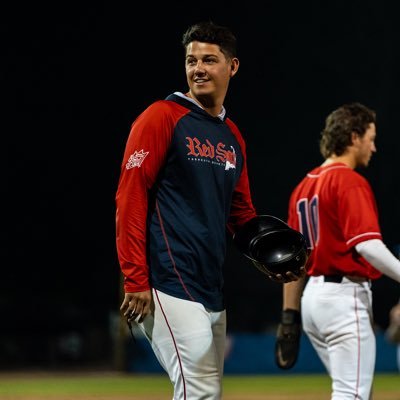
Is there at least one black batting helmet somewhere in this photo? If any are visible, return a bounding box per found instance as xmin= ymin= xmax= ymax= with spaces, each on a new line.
xmin=233 ymin=215 xmax=309 ymax=278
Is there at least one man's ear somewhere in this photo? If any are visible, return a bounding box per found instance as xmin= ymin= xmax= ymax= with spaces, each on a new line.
xmin=230 ymin=58 xmax=239 ymax=77
xmin=351 ymin=131 xmax=360 ymax=144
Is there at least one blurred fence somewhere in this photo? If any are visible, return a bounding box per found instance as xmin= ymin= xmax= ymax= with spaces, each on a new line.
xmin=125 ymin=329 xmax=399 ymax=375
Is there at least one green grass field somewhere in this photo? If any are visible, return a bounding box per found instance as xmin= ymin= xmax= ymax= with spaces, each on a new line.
xmin=0 ymin=371 xmax=398 ymax=399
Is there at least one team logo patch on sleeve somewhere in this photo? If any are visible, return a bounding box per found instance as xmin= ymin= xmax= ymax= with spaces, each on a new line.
xmin=126 ymin=150 xmax=149 ymax=169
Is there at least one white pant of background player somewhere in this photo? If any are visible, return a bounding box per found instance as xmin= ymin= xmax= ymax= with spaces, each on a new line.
xmin=137 ymin=289 xmax=226 ymax=400
xmin=302 ymin=276 xmax=375 ymax=400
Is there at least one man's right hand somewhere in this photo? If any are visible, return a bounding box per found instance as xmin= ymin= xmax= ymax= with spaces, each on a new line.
xmin=120 ymin=290 xmax=153 ymax=323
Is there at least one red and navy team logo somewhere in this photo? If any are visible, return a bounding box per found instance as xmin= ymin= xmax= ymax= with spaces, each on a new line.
xmin=186 ymin=137 xmax=237 ymax=170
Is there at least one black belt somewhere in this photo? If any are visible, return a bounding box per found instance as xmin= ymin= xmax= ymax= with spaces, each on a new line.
xmin=323 ymin=275 xmax=369 ymax=283
xmin=323 ymin=275 xmax=343 ymax=283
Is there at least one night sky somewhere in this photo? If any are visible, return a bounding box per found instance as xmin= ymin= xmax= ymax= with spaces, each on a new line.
xmin=4 ymin=1 xmax=400 ymax=366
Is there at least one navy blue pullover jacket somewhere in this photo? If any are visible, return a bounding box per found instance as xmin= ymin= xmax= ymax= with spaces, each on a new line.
xmin=116 ymin=93 xmax=256 ymax=311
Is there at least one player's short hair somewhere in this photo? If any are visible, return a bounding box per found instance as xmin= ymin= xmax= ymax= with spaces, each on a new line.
xmin=320 ymin=102 xmax=376 ymax=158
xmin=182 ymin=21 xmax=237 ymax=59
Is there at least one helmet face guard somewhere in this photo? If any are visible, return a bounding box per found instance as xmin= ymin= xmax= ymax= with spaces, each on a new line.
xmin=233 ymin=215 xmax=309 ymax=277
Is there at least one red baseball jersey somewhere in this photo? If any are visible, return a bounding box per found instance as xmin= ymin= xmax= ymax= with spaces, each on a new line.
xmin=287 ymin=162 xmax=382 ymax=279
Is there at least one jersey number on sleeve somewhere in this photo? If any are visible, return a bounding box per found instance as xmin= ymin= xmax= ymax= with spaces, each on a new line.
xmin=297 ymin=195 xmax=319 ymax=249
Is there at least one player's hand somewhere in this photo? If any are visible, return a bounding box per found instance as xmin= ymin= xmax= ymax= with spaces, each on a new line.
xmin=266 ymin=266 xmax=307 ymax=283
xmin=120 ymin=290 xmax=153 ymax=323
xmin=275 ymin=309 xmax=302 ymax=369
xmin=386 ymin=303 xmax=400 ymax=343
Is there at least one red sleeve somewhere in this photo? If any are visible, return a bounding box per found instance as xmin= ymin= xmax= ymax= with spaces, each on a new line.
xmin=115 ymin=100 xmax=188 ymax=292
xmin=339 ymin=183 xmax=382 ymax=248
xmin=225 ymin=120 xmax=257 ymax=234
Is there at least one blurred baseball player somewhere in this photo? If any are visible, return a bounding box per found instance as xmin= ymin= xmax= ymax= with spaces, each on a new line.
xmin=275 ymin=103 xmax=400 ymax=399
xmin=386 ymin=301 xmax=400 ymax=371
xmin=115 ymin=21 xmax=302 ymax=400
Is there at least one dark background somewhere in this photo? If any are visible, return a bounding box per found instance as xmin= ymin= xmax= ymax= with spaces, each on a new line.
xmin=4 ymin=1 xmax=399 ymax=369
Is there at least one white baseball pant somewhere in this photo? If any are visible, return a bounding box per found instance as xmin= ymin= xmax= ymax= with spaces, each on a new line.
xmin=301 ymin=276 xmax=375 ymax=400
xmin=136 ymin=289 xmax=226 ymax=400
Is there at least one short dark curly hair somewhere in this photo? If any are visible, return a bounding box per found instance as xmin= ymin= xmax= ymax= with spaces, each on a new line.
xmin=320 ymin=102 xmax=376 ymax=158
xmin=182 ymin=21 xmax=237 ymax=59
